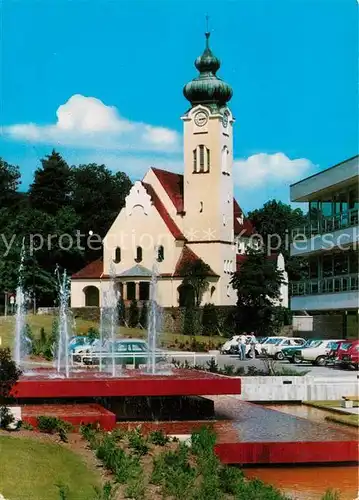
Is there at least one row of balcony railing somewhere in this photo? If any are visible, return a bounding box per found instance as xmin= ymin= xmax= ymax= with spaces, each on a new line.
xmin=291 ymin=273 xmax=359 ymax=296
xmin=292 ymin=208 xmax=358 ymax=238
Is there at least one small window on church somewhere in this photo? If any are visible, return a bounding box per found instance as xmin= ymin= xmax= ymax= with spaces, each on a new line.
xmin=193 ymin=149 xmax=197 ymax=173
xmin=135 ymin=246 xmax=143 ymax=263
xmin=226 ymin=285 xmax=231 ymax=297
xmin=157 ymin=245 xmax=164 ymax=262
xmin=206 ymin=149 xmax=210 ymax=173
xmin=199 ymin=145 xmax=205 ymax=172
xmin=200 ymin=202 xmax=203 ymax=213
xmin=223 ymin=215 xmax=226 ymax=226
xmin=114 ymin=247 xmax=121 ymax=263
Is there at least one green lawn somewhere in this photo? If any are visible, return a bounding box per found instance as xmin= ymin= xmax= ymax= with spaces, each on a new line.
xmin=0 ymin=435 xmax=99 ymax=500
xmin=0 ymin=314 xmax=224 ymax=350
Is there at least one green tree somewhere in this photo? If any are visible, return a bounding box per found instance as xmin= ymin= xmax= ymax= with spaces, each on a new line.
xmin=29 ymin=150 xmax=72 ymax=214
xmin=0 ymin=158 xmax=21 ymax=207
xmin=230 ymin=248 xmax=285 ymax=336
xmin=71 ymin=163 xmax=132 ymax=238
xmin=248 ymin=200 xmax=308 ymax=280
xmin=179 ymin=258 xmax=212 ymax=307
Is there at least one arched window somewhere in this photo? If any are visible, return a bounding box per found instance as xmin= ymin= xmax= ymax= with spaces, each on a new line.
xmin=84 ymin=286 xmax=100 ymax=307
xmin=157 ymin=245 xmax=164 ymax=262
xmin=114 ymin=247 xmax=121 ymax=263
xmin=199 ymin=201 xmax=203 ymax=213
xmin=135 ymin=246 xmax=143 ymax=263
xmin=193 ymin=145 xmax=210 ymax=173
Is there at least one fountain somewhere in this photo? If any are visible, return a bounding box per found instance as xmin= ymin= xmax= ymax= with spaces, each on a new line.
xmin=14 ymin=239 xmax=27 ymax=368
xmin=147 ymin=259 xmax=161 ymax=374
xmin=99 ymin=264 xmax=119 ymax=376
xmin=55 ymin=266 xmax=71 ymax=378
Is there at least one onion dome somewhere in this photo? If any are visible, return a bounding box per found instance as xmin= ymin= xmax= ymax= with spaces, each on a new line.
xmin=183 ymin=32 xmax=233 ymax=109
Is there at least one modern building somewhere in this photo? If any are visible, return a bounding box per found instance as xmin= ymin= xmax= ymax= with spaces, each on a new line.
xmin=71 ymin=32 xmax=288 ymax=309
xmin=290 ymin=155 xmax=359 ymax=337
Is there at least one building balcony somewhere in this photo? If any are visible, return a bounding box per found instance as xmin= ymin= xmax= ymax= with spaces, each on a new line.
xmin=292 ymin=208 xmax=358 ymax=239
xmin=290 ymin=273 xmax=359 ymax=312
xmin=290 ymin=209 xmax=358 ymax=257
xmin=291 ymin=273 xmax=359 ymax=296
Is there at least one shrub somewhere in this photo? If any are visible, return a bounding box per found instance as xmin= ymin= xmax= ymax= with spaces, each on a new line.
xmin=139 ymin=302 xmax=148 ymax=329
xmin=183 ymin=306 xmax=195 ymax=335
xmin=151 ymin=444 xmax=195 ymax=499
xmin=205 ymin=358 xmax=218 ymax=373
xmin=223 ymin=364 xmax=235 ymax=376
xmin=202 ymin=303 xmax=218 ymax=335
xmin=93 ymin=482 xmax=119 ymax=500
xmin=0 ymin=406 xmax=15 ymax=429
xmin=29 ymin=327 xmax=55 ymax=360
xmin=149 ymin=429 xmax=169 ymax=446
xmin=125 ymin=475 xmax=145 ymax=500
xmin=0 ymin=347 xmax=22 ymax=397
xmin=37 ymin=416 xmax=73 ymax=441
xmin=127 ymin=428 xmax=149 ymax=455
xmin=128 ymin=300 xmax=139 ymax=328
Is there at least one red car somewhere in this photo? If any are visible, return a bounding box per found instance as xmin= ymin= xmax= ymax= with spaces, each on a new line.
xmin=337 ymin=340 xmax=359 ymax=369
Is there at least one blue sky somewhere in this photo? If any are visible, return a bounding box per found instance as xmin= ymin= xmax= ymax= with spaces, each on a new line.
xmin=1 ymin=0 xmax=357 ymax=212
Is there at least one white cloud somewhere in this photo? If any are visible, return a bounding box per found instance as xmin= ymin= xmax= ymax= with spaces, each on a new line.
xmin=233 ymin=152 xmax=315 ymax=187
xmin=3 ymin=94 xmax=181 ymax=153
xmin=66 ymin=151 xmax=183 ymax=180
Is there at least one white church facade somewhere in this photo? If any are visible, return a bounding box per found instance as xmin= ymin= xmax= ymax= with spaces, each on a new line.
xmin=71 ymin=32 xmax=288 ymax=309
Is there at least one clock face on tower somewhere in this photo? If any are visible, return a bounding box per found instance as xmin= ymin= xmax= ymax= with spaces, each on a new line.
xmin=194 ymin=111 xmax=208 ymax=127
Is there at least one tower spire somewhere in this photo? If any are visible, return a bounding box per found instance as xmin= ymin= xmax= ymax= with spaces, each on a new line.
xmin=183 ymin=26 xmax=233 ymax=109
xmin=205 ymin=15 xmax=210 ymax=48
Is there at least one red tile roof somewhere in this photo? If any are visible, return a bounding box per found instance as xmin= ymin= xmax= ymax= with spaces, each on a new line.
xmin=142 ymin=182 xmax=186 ymax=241
xmin=151 ymin=168 xmax=254 ymax=236
xmin=233 ymin=199 xmax=255 ymax=236
xmin=151 ymin=168 xmax=184 ymax=213
xmin=173 ymin=246 xmax=218 ymax=277
xmin=72 ymin=258 xmax=103 ymax=279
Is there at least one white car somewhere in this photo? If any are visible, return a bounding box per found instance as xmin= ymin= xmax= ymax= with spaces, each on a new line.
xmin=250 ymin=336 xmax=289 ymax=358
xmin=295 ymin=339 xmax=343 ymax=366
xmin=261 ymin=337 xmax=306 ymax=360
xmin=221 ymin=335 xmax=257 ymax=355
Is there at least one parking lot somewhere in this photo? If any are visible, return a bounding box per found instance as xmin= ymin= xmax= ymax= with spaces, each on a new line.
xmin=169 ymin=351 xmax=359 ymax=377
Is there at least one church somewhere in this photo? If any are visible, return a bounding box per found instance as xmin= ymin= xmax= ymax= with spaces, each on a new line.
xmin=71 ymin=32 xmax=287 ymax=309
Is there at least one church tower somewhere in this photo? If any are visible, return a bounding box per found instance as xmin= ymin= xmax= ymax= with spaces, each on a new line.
xmin=181 ymin=31 xmax=236 ymax=304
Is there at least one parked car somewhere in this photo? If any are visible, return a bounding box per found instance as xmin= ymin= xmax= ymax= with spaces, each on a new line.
xmin=260 ymin=337 xmax=306 ymax=360
xmin=294 ymin=339 xmax=343 ymax=366
xmin=251 ymin=336 xmax=289 ymax=358
xmin=82 ymin=339 xmax=167 ymax=367
xmin=325 ymin=340 xmax=347 ymax=365
xmin=72 ymin=338 xmax=102 ymax=362
xmin=281 ymin=339 xmax=322 ymax=363
xmin=337 ymin=340 xmax=359 ymax=369
xmin=68 ymin=335 xmax=93 ymax=353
